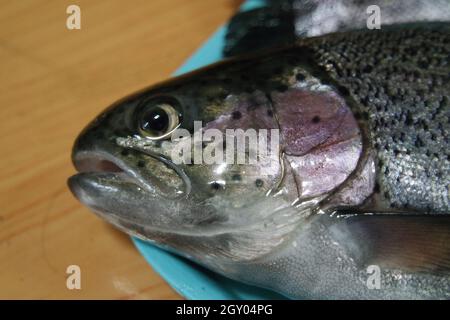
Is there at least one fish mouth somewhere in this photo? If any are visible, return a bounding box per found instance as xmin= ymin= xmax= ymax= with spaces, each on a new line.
xmin=68 ymin=149 xmax=187 ymax=211
xmin=69 ymin=150 xmax=142 ymax=191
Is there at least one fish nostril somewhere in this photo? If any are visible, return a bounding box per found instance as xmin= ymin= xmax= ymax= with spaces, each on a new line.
xmin=137 ymin=160 xmax=145 ymax=168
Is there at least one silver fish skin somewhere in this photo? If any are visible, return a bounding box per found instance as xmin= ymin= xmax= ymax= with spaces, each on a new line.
xmin=68 ymin=23 xmax=450 ymax=299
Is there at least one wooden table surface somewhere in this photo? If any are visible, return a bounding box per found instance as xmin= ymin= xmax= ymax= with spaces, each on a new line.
xmin=0 ymin=0 xmax=241 ymax=299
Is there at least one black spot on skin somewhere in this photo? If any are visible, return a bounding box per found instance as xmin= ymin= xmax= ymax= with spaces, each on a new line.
xmin=137 ymin=160 xmax=145 ymax=168
xmin=296 ymin=73 xmax=306 ymax=81
xmin=312 ymin=116 xmax=321 ymax=124
xmin=211 ymin=182 xmax=222 ymax=190
xmin=418 ymin=59 xmax=428 ymax=69
xmin=338 ymin=85 xmax=350 ymax=96
xmin=121 ymin=149 xmax=129 ymax=156
xmin=374 ymin=182 xmax=380 ymax=193
xmin=362 ymin=65 xmax=373 ymax=73
xmin=232 ymin=174 xmax=241 ymax=181
xmin=255 ymin=179 xmax=264 ymax=188
xmin=415 ymin=137 xmax=425 ymax=148
xmin=232 ymin=111 xmax=242 ymax=120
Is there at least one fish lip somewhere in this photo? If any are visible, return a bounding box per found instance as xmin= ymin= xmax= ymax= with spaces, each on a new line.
xmin=72 ymin=150 xmax=124 ymax=175
xmin=70 ymin=149 xmax=160 ymax=197
xmin=70 ymin=147 xmax=190 ymax=200
xmin=67 ymin=171 xmax=142 ymax=207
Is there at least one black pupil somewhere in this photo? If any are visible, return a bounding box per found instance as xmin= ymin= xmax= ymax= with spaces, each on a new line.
xmin=141 ymin=107 xmax=169 ymax=135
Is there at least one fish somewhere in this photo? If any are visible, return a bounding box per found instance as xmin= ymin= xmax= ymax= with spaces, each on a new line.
xmin=68 ymin=21 xmax=450 ymax=299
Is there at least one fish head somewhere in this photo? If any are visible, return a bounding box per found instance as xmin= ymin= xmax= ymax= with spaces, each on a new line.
xmin=68 ymin=50 xmax=365 ymax=265
xmin=67 ymin=56 xmax=308 ymax=265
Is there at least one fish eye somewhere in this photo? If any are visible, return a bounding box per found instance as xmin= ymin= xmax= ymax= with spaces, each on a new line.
xmin=136 ymin=98 xmax=182 ymax=139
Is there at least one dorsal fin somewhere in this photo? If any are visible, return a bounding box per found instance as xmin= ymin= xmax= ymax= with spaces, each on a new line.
xmin=224 ymin=0 xmax=450 ymax=57
xmin=224 ymin=6 xmax=297 ymax=57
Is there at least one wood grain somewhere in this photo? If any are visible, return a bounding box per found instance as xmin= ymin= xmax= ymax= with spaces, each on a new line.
xmin=0 ymin=0 xmax=240 ymax=299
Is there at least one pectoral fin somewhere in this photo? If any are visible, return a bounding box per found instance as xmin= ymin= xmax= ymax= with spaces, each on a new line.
xmin=329 ymin=213 xmax=450 ymax=274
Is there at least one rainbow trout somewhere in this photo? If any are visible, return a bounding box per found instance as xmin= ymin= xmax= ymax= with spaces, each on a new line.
xmin=68 ymin=20 xmax=450 ymax=299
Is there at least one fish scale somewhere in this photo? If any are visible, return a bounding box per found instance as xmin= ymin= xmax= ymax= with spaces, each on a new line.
xmin=301 ymin=24 xmax=450 ymax=213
